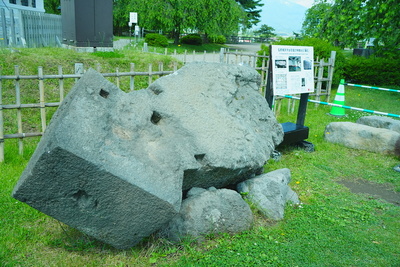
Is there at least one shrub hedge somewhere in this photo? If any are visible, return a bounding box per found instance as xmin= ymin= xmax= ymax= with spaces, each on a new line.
xmin=210 ymin=35 xmax=226 ymax=44
xmin=145 ymin=33 xmax=169 ymax=47
xmin=180 ymin=34 xmax=202 ymax=45
xmin=344 ymin=56 xmax=400 ymax=86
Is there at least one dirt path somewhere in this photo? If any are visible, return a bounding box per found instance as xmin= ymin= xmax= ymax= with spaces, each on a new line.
xmin=337 ymin=179 xmax=400 ymax=206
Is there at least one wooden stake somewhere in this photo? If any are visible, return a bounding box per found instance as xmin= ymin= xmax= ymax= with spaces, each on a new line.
xmin=130 ymin=63 xmax=135 ymax=91
xmin=0 ymin=67 xmax=4 ymax=162
xmin=116 ymin=67 xmax=120 ymax=88
xmin=148 ymin=64 xmax=153 ymax=85
xmin=15 ymin=65 xmax=23 ymax=155
xmin=58 ymin=65 xmax=64 ymax=102
xmin=38 ymin=66 xmax=46 ymax=133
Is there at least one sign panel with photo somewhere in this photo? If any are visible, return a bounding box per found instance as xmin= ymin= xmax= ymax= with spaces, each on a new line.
xmin=271 ymin=45 xmax=314 ymax=95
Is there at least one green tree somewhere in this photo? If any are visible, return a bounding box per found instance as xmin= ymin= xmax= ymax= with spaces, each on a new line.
xmin=115 ymin=0 xmax=245 ymax=44
xmin=196 ymin=0 xmax=244 ymax=41
xmin=254 ymin=24 xmax=276 ymax=39
xmin=236 ymin=0 xmax=264 ymax=28
xmin=44 ymin=0 xmax=60 ymax=14
xmin=302 ymin=0 xmax=400 ymax=56
xmin=113 ymin=0 xmax=131 ymax=36
xmin=301 ymin=2 xmax=332 ymax=38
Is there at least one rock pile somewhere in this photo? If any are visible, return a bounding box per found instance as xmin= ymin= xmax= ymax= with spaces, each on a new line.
xmin=12 ymin=62 xmax=297 ymax=249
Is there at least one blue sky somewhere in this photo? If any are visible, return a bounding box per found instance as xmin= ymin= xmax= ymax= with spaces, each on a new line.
xmin=256 ymin=0 xmax=315 ymax=36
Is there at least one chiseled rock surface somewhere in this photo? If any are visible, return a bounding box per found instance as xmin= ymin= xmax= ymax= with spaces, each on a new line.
xmin=324 ymin=121 xmax=400 ymax=155
xmin=160 ymin=187 xmax=253 ymax=241
xmin=237 ymin=168 xmax=300 ymax=220
xmin=149 ymin=62 xmax=283 ymax=190
xmin=12 ymin=62 xmax=283 ymax=249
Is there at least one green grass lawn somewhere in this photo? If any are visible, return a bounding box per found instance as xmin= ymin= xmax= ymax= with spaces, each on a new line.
xmin=0 ymin=47 xmax=399 ymax=266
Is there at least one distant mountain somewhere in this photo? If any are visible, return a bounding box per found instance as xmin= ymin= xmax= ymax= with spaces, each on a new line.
xmin=256 ymin=0 xmax=309 ymax=36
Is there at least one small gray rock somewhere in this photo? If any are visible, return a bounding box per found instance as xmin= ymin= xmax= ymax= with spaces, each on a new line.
xmin=237 ymin=168 xmax=299 ymax=220
xmin=160 ymin=187 xmax=253 ymax=241
xmin=357 ymin=115 xmax=400 ymax=134
xmin=325 ymin=121 xmax=400 ymax=155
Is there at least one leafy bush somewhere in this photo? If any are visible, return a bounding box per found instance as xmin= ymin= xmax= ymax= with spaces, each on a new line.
xmin=180 ymin=34 xmax=203 ymax=45
xmin=210 ymin=35 xmax=226 ymax=44
xmin=145 ymin=33 xmax=169 ymax=47
xmin=344 ymin=56 xmax=400 ymax=85
xmin=258 ymin=38 xmax=346 ymax=86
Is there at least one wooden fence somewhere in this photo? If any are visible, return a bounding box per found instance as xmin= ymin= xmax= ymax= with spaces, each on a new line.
xmin=0 ymin=49 xmax=335 ymax=162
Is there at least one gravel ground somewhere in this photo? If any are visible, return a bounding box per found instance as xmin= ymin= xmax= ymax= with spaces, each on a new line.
xmin=113 ymin=39 xmax=265 ymax=64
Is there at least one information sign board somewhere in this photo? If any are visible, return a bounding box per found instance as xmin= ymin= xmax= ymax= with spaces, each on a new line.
xmin=129 ymin=12 xmax=138 ymax=26
xmin=271 ymin=45 xmax=314 ymax=95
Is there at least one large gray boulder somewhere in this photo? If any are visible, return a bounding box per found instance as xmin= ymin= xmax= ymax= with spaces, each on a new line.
xmin=356 ymin=115 xmax=400 ymax=134
xmin=12 ymin=62 xmax=283 ymax=249
xmin=324 ymin=122 xmax=400 ymax=155
xmin=149 ymin=62 xmax=283 ymax=189
xmin=160 ymin=187 xmax=253 ymax=241
xmin=237 ymin=168 xmax=299 ymax=220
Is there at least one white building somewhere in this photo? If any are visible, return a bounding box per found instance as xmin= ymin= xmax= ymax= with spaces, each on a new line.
xmin=1 ymin=0 xmax=61 ymax=47
xmin=0 ymin=0 xmax=45 ymax=12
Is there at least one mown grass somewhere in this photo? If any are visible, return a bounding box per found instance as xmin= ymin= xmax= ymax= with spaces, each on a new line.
xmin=0 ymin=46 xmax=399 ymax=266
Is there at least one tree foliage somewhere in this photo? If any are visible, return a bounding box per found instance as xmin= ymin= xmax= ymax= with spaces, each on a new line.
xmin=44 ymin=0 xmax=60 ymax=14
xmin=254 ymin=24 xmax=276 ymax=39
xmin=302 ymin=0 xmax=400 ymax=56
xmin=113 ymin=0 xmax=262 ymax=43
xmin=235 ymin=0 xmax=264 ymax=29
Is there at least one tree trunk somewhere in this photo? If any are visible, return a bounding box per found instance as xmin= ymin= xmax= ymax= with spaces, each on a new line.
xmin=172 ymin=29 xmax=180 ymax=45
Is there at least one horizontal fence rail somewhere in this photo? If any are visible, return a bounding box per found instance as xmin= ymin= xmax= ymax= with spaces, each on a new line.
xmin=280 ymin=95 xmax=400 ymax=118
xmin=0 ymin=62 xmax=178 ymax=162
xmin=345 ymin=83 xmax=400 ymax=93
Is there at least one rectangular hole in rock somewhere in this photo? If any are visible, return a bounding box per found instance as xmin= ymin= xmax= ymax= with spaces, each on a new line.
xmin=194 ymin=154 xmax=206 ymax=162
xmin=151 ymin=111 xmax=162 ymax=125
xmin=100 ymin=89 xmax=109 ymax=98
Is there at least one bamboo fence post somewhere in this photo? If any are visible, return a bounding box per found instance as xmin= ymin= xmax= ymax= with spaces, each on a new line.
xmin=0 ymin=67 xmax=4 ymax=162
xmin=74 ymin=63 xmax=84 ymax=83
xmin=326 ymin=51 xmax=336 ymax=102
xmin=219 ymin=48 xmax=224 ymax=63
xmin=115 ymin=67 xmax=120 ymax=88
xmin=314 ymin=57 xmax=319 ymax=74
xmin=234 ymin=50 xmax=238 ymax=64
xmin=38 ymin=66 xmax=46 ymax=133
xmin=260 ymin=54 xmax=266 ymax=94
xmin=192 ymin=50 xmax=196 ymax=62
xmin=14 ymin=65 xmax=23 ymax=155
xmin=316 ymin=59 xmax=324 ymax=103
xmin=58 ymin=65 xmax=64 ymax=102
xmin=203 ymin=50 xmax=206 ymax=61
xmin=173 ymin=61 xmax=178 ymax=72
xmin=158 ymin=62 xmax=163 ymax=79
xmin=148 ymin=64 xmax=153 ymax=85
xmin=184 ymin=50 xmax=187 ymax=64
xmin=130 ymin=63 xmax=135 ymax=91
